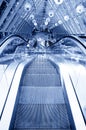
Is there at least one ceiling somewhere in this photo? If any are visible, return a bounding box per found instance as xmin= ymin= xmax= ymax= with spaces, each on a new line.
xmin=0 ymin=0 xmax=86 ymax=39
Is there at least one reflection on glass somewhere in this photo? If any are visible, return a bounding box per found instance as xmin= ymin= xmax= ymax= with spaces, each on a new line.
xmin=1 ymin=38 xmax=26 ymax=55
xmin=50 ymin=38 xmax=86 ymax=63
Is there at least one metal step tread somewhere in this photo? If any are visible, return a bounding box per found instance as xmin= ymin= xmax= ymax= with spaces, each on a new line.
xmin=19 ymin=87 xmax=65 ymax=104
xmin=21 ymin=74 xmax=61 ymax=86
xmin=14 ymin=104 xmax=71 ymax=129
xmin=13 ymin=57 xmax=72 ymax=130
xmin=24 ymin=68 xmax=57 ymax=74
xmin=14 ymin=128 xmax=71 ymax=130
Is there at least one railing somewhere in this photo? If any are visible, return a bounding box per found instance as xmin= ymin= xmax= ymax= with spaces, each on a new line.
xmin=0 ymin=35 xmax=28 ymax=119
xmin=49 ymin=35 xmax=86 ymax=49
xmin=0 ymin=34 xmax=27 ymax=47
xmin=0 ymin=34 xmax=28 ymax=55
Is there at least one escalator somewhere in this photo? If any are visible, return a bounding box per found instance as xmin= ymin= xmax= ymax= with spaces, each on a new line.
xmin=12 ymin=55 xmax=73 ymax=130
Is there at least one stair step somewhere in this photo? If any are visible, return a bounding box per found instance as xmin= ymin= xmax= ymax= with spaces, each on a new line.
xmin=19 ymin=87 xmax=64 ymax=104
xmin=13 ymin=56 xmax=72 ymax=130
xmin=21 ymin=74 xmax=61 ymax=86
xmin=25 ymin=68 xmax=57 ymax=74
xmin=14 ymin=104 xmax=71 ymax=129
xmin=13 ymin=128 xmax=71 ymax=130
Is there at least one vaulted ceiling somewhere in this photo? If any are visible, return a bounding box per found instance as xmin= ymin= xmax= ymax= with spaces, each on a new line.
xmin=0 ymin=0 xmax=86 ymax=39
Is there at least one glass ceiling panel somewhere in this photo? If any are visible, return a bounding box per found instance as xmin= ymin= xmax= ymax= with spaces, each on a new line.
xmin=43 ymin=0 xmax=86 ymax=35
xmin=0 ymin=0 xmax=86 ymax=35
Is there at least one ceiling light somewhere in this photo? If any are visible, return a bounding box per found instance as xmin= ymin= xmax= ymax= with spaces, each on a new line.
xmin=44 ymin=18 xmax=50 ymax=25
xmin=76 ymin=4 xmax=85 ymax=14
xmin=29 ymin=14 xmax=34 ymax=20
xmin=32 ymin=19 xmax=37 ymax=26
xmin=32 ymin=19 xmax=36 ymax=23
xmin=55 ymin=23 xmax=58 ymax=26
xmin=24 ymin=2 xmax=32 ymax=11
xmin=16 ymin=2 xmax=19 ymax=6
xmin=45 ymin=21 xmax=48 ymax=25
xmin=58 ymin=20 xmax=63 ymax=24
xmin=48 ymin=10 xmax=54 ymax=17
xmin=54 ymin=0 xmax=64 ymax=5
xmin=46 ymin=17 xmax=50 ymax=22
xmin=34 ymin=22 xmax=37 ymax=26
xmin=64 ymin=15 xmax=69 ymax=21
xmin=17 ymin=2 xmax=19 ymax=5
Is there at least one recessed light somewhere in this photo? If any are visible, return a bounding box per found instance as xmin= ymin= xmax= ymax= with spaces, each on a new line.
xmin=54 ymin=0 xmax=64 ymax=5
xmin=29 ymin=14 xmax=34 ymax=19
xmin=76 ymin=4 xmax=85 ymax=14
xmin=45 ymin=21 xmax=48 ymax=25
xmin=58 ymin=20 xmax=63 ymax=24
xmin=55 ymin=23 xmax=58 ymax=26
xmin=46 ymin=17 xmax=50 ymax=22
xmin=48 ymin=10 xmax=54 ymax=17
xmin=32 ymin=19 xmax=37 ymax=26
xmin=64 ymin=15 xmax=69 ymax=21
xmin=34 ymin=22 xmax=37 ymax=26
xmin=24 ymin=2 xmax=31 ymax=11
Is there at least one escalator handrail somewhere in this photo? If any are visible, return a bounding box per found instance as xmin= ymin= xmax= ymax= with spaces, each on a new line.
xmin=79 ymin=35 xmax=86 ymax=39
xmin=0 ymin=34 xmax=27 ymax=47
xmin=62 ymin=35 xmax=86 ymax=49
xmin=48 ymin=35 xmax=86 ymax=49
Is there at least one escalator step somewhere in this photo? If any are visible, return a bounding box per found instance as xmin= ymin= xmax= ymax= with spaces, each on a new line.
xmin=19 ymin=87 xmax=65 ymax=104
xmin=24 ymin=68 xmax=57 ymax=74
xmin=13 ymin=128 xmax=71 ymax=130
xmin=12 ymin=56 xmax=72 ymax=130
xmin=14 ymin=104 xmax=71 ymax=129
xmin=21 ymin=74 xmax=61 ymax=86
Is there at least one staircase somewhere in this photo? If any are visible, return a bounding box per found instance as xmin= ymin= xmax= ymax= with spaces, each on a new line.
xmin=13 ymin=55 xmax=72 ymax=130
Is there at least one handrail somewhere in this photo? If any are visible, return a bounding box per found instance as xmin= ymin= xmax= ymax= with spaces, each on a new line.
xmin=79 ymin=35 xmax=86 ymax=39
xmin=0 ymin=34 xmax=28 ymax=55
xmin=0 ymin=34 xmax=27 ymax=47
xmin=62 ymin=35 xmax=86 ymax=49
xmin=48 ymin=35 xmax=86 ymax=49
